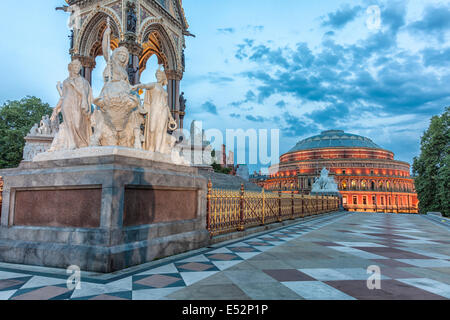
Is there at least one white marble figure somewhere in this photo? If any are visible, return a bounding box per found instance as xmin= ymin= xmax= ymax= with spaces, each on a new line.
xmin=28 ymin=123 xmax=40 ymax=136
xmin=133 ymin=65 xmax=178 ymax=154
xmin=39 ymin=115 xmax=52 ymax=135
xmin=312 ymin=168 xmax=339 ymax=193
xmin=92 ymin=45 xmax=144 ymax=149
xmin=49 ymin=59 xmax=93 ymax=152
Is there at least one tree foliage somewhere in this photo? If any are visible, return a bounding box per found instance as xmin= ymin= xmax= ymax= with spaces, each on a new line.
xmin=0 ymin=96 xmax=53 ymax=169
xmin=413 ymin=107 xmax=450 ymax=216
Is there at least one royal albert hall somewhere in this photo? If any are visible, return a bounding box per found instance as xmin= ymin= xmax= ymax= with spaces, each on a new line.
xmin=263 ymin=130 xmax=419 ymax=213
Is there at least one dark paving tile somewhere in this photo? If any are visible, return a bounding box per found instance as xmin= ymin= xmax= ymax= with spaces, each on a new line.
xmin=325 ymin=280 xmax=446 ymax=300
xmin=378 ymin=267 xmax=422 ymax=280
xmin=206 ymin=253 xmax=242 ymax=261
xmin=355 ymin=247 xmax=432 ymax=260
xmin=337 ymin=230 xmax=354 ymax=233
xmin=11 ymin=286 xmax=71 ymax=300
xmin=175 ymin=262 xmax=219 ymax=272
xmin=167 ymin=283 xmax=251 ymax=300
xmin=237 ymin=281 xmax=303 ymax=300
xmin=245 ymin=241 xmax=274 ymax=247
xmin=0 ymin=277 xmax=31 ymax=291
xmin=371 ymin=259 xmax=414 ymax=268
xmin=89 ymin=294 xmax=129 ymax=300
xmin=229 ymin=247 xmax=261 ymax=253
xmin=314 ymin=241 xmax=343 ymax=247
xmin=133 ymin=274 xmax=185 ymax=290
xmin=364 ymin=233 xmax=416 ymax=240
xmin=434 ymin=240 xmax=450 ymax=245
xmin=263 ymin=269 xmax=316 ymax=282
xmin=259 ymin=237 xmax=285 ymax=242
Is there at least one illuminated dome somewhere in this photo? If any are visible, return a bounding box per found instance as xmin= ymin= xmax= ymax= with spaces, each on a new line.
xmin=289 ymin=130 xmax=381 ymax=152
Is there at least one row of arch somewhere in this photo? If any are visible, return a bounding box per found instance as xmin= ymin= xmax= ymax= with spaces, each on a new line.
xmin=339 ymin=179 xmax=415 ymax=193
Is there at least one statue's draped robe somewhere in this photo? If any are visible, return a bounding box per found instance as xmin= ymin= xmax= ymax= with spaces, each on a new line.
xmin=60 ymin=76 xmax=93 ymax=149
xmin=143 ymin=85 xmax=170 ymax=153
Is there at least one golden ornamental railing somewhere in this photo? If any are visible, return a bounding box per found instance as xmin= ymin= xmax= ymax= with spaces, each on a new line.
xmin=207 ymin=181 xmax=340 ymax=237
xmin=343 ymin=204 xmax=419 ymax=214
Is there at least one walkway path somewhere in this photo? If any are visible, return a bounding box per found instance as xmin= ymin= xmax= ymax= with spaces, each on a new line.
xmin=0 ymin=212 xmax=449 ymax=300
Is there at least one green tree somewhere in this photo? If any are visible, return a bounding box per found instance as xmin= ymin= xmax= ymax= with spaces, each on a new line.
xmin=0 ymin=96 xmax=53 ymax=169
xmin=413 ymin=107 xmax=450 ymax=216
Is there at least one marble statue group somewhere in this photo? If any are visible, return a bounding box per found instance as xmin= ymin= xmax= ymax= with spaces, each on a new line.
xmin=48 ymin=20 xmax=181 ymax=162
xmin=312 ymin=168 xmax=339 ymax=194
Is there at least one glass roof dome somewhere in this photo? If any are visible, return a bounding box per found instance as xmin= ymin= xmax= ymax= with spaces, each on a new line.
xmin=289 ymin=130 xmax=382 ymax=153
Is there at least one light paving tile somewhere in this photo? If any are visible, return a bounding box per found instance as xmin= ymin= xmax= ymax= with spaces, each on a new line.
xmin=70 ymin=281 xmax=132 ymax=299
xmin=396 ymin=240 xmax=437 ymax=245
xmin=335 ymin=242 xmax=387 ymax=248
xmin=329 ymin=247 xmax=388 ymax=260
xmin=397 ymin=259 xmax=450 ymax=268
xmin=106 ymin=277 xmax=133 ymax=291
xmin=227 ymin=242 xmax=251 ymax=247
xmin=282 ymin=281 xmax=356 ymax=300
xmin=132 ymin=287 xmax=184 ymax=300
xmin=180 ymin=271 xmax=219 ymax=286
xmin=334 ymin=268 xmax=390 ymax=280
xmin=0 ymin=290 xmax=16 ymax=300
xmin=208 ymin=247 xmax=234 ymax=254
xmin=21 ymin=276 xmax=67 ymax=290
xmin=211 ymin=261 xmax=243 ymax=271
xmin=251 ymin=246 xmax=273 ymax=252
xmin=235 ymin=252 xmax=261 ymax=260
xmin=399 ymin=278 xmax=450 ymax=299
xmin=136 ymin=263 xmax=179 ymax=275
xmin=178 ymin=254 xmax=211 ymax=263
xmin=298 ymin=268 xmax=354 ymax=281
xmin=0 ymin=271 xmax=29 ymax=280
xmin=397 ymin=248 xmax=450 ymax=260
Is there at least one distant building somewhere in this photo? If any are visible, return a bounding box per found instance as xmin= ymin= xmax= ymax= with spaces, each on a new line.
xmin=250 ymin=171 xmax=268 ymax=187
xmin=263 ymin=130 xmax=419 ymax=213
xmin=236 ymin=165 xmax=250 ymax=181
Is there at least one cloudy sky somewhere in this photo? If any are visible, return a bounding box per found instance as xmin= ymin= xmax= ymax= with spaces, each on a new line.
xmin=1 ymin=0 xmax=449 ymax=173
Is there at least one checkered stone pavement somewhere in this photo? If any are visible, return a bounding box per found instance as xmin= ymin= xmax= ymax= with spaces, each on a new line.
xmin=1 ymin=212 xmax=449 ymax=300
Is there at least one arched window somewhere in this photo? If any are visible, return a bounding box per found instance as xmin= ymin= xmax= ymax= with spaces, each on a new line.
xmin=342 ymin=181 xmax=347 ymax=190
xmin=361 ymin=180 xmax=367 ymax=190
xmin=371 ymin=181 xmax=375 ymax=190
xmin=387 ymin=181 xmax=390 ymax=190
xmin=379 ymin=181 xmax=383 ymax=189
xmin=351 ymin=180 xmax=357 ymax=189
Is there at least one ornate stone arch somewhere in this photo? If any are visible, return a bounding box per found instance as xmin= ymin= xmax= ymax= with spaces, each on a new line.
xmin=139 ymin=19 xmax=179 ymax=73
xmin=76 ymin=7 xmax=123 ymax=58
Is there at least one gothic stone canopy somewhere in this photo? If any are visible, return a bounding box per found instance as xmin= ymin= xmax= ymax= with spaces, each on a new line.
xmin=65 ymin=0 xmax=189 ymax=77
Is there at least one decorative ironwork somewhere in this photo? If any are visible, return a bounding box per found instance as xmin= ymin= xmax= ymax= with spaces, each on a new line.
xmin=207 ymin=182 xmax=340 ymax=237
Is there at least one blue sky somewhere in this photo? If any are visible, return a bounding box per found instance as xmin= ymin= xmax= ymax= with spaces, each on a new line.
xmin=1 ymin=0 xmax=450 ymax=173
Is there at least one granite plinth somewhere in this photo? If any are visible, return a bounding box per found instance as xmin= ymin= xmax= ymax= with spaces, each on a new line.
xmin=0 ymin=154 xmax=209 ymax=273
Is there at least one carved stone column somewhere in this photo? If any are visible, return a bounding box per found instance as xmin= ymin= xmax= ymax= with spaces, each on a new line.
xmin=166 ymin=70 xmax=183 ymax=130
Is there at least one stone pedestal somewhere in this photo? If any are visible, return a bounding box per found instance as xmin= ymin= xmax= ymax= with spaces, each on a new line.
xmin=22 ymin=135 xmax=54 ymax=161
xmin=0 ymin=151 xmax=209 ymax=273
